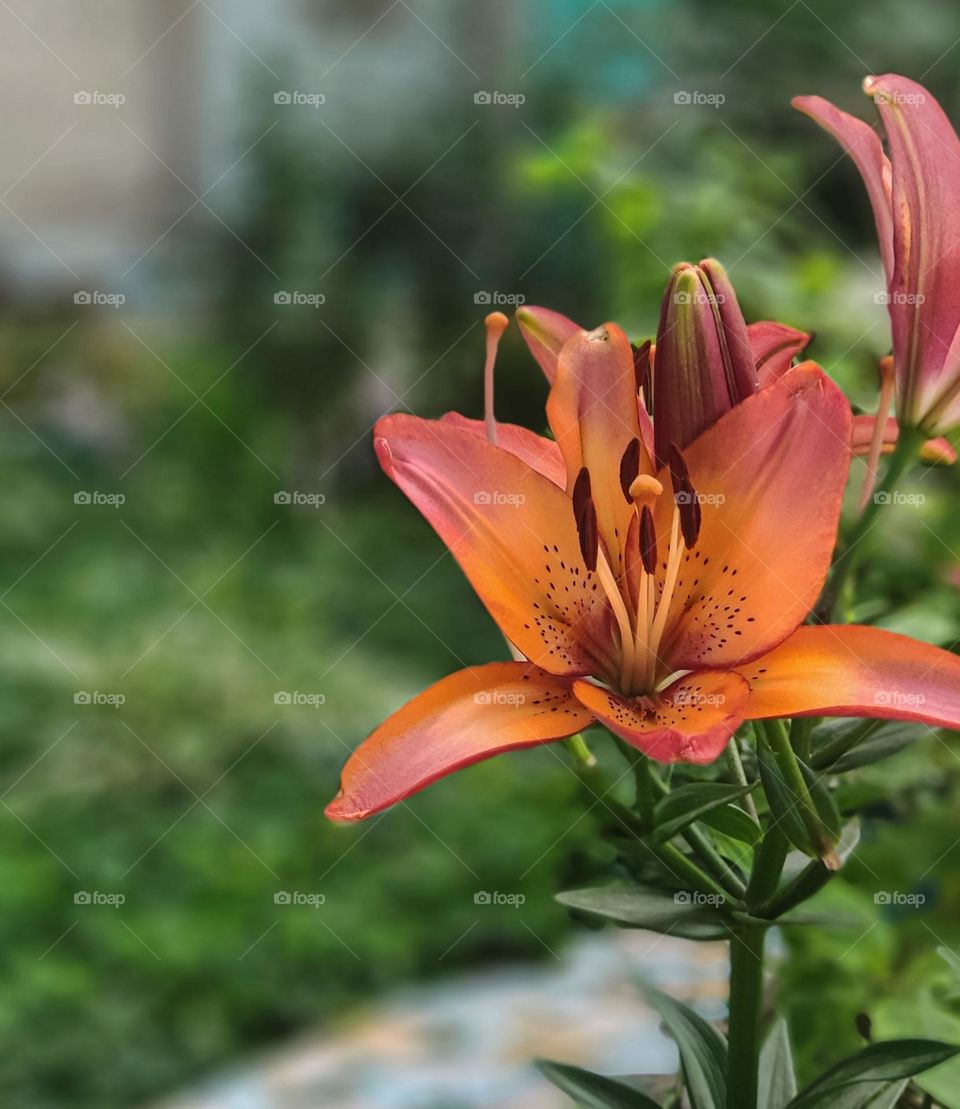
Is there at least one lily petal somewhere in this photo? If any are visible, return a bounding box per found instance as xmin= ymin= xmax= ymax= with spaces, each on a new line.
xmin=326 ymin=663 xmax=593 ymax=820
xmin=657 ymin=363 xmax=852 ymax=671
xmin=438 ymin=412 xmax=566 ymax=486
xmin=749 ymin=320 xmax=812 ymax=386
xmin=864 ymin=75 xmax=960 ymax=429
xmin=573 ymin=670 xmax=749 ymax=764
xmin=792 ymin=93 xmax=894 ymax=278
xmin=516 ymin=305 xmax=581 ymax=385
xmin=375 ymin=413 xmax=615 ymax=677
xmin=851 ymin=414 xmax=957 ymax=465
xmin=740 ymin=625 xmax=960 ymax=728
xmin=548 ymin=323 xmax=648 ymax=571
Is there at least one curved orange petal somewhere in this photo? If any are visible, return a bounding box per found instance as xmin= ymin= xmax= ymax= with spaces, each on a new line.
xmin=438 ymin=412 xmax=566 ymax=486
xmin=572 ymin=671 xmax=748 ymax=765
xmin=740 ymin=624 xmax=960 ymax=728
xmin=548 ymin=323 xmax=648 ymax=572
xmin=656 ymin=363 xmax=852 ymax=671
xmin=793 ymin=93 xmax=894 ymax=278
xmin=749 ymin=321 xmax=811 ymax=387
xmin=516 ymin=305 xmax=581 ymax=384
xmin=850 ymin=414 xmax=957 ymax=465
xmin=375 ymin=413 xmax=616 ymax=678
xmin=326 ymin=663 xmax=593 ymax=821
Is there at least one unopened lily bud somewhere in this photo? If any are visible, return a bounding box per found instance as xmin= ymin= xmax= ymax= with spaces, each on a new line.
xmin=653 ymin=259 xmax=757 ymax=467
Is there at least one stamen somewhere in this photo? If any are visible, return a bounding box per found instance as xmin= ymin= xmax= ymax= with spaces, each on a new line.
xmin=857 ymin=354 xmax=894 ymax=513
xmin=483 ymin=312 xmax=509 ymax=445
xmin=647 ymin=506 xmax=684 ymax=684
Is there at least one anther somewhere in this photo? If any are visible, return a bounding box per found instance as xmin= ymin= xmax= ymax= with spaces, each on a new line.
xmin=572 ymin=467 xmax=599 ymax=572
xmin=619 ymin=438 xmax=642 ymax=503
xmin=483 ymin=312 xmax=509 ymax=445
xmin=640 ymin=505 xmax=657 ymax=575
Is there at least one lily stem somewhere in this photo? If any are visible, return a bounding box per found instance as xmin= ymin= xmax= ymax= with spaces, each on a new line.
xmin=824 ymin=425 xmax=923 ymax=619
xmin=726 ymin=922 xmax=766 ymax=1109
xmin=725 ymin=738 xmax=759 ymax=822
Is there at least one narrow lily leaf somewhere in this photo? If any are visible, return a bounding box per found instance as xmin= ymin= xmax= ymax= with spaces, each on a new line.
xmin=810 ymin=719 xmax=922 ymax=773
xmin=760 ymin=1019 xmax=798 ymax=1109
xmin=757 ymin=741 xmax=839 ymax=860
xmin=536 ymin=1060 xmax=662 ymax=1108
xmin=650 ymin=782 xmax=756 ymax=844
xmin=556 ymin=885 xmax=730 ymax=940
xmin=786 ymin=1040 xmax=960 ymax=1109
xmin=701 ymin=803 xmax=763 ymax=846
xmin=640 ymin=985 xmax=727 ymax=1109
xmin=939 ymin=946 xmax=960 ymax=979
xmin=784 ymin=1077 xmax=906 ymax=1108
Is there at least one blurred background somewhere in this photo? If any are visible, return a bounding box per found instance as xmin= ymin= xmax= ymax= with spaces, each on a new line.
xmin=2 ymin=1 xmax=960 ymax=1105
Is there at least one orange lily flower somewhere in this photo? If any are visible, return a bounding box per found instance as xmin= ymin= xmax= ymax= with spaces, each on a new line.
xmin=326 ymin=303 xmax=960 ymax=823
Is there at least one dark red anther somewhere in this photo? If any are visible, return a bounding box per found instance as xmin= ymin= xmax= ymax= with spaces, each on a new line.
xmin=572 ymin=466 xmax=599 ymax=572
xmin=639 ymin=505 xmax=657 ymax=575
xmin=632 ymin=340 xmax=653 ymax=402
xmin=667 ymin=443 xmax=702 ymax=549
xmin=619 ymin=438 xmax=641 ymax=503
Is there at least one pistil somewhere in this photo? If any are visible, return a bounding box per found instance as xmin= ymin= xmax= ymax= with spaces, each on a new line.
xmin=483 ymin=312 xmax=509 ymax=445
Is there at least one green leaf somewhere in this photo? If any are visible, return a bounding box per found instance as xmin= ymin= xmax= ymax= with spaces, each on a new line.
xmin=759 ymin=1019 xmax=797 ymax=1109
xmin=557 ymin=885 xmax=730 ymax=940
xmin=787 ymin=1040 xmax=960 ymax=1108
xmin=536 ymin=1060 xmax=661 ymax=1108
xmin=939 ymin=945 xmax=960 ymax=979
xmin=701 ymin=803 xmax=762 ymax=846
xmin=650 ymin=782 xmax=756 ymax=844
xmin=811 ymin=719 xmax=922 ymax=772
xmin=756 ymin=742 xmax=839 ymax=860
xmin=640 ymin=984 xmax=726 ymax=1109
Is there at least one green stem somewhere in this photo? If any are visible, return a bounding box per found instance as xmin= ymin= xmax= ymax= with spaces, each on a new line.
xmin=790 ymin=717 xmax=813 ymax=764
xmin=657 ymin=842 xmax=739 ymax=906
xmin=809 ymin=718 xmax=877 ymax=771
xmin=725 ymin=738 xmax=759 ymax=823
xmin=824 ymin=426 xmax=922 ymax=619
xmin=726 ymin=922 xmax=766 ymax=1109
xmin=757 ymin=855 xmax=834 ymax=918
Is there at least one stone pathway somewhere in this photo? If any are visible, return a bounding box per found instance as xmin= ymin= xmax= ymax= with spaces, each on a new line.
xmin=157 ymin=932 xmax=728 ymax=1108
